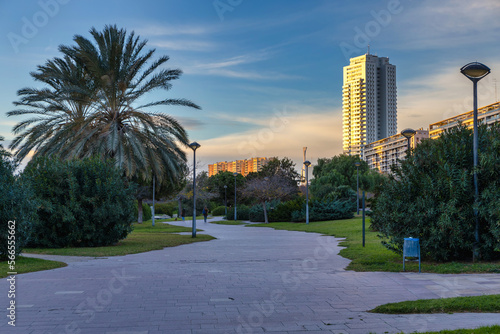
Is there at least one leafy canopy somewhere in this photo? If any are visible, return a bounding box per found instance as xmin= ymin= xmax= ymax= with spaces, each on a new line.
xmin=371 ymin=124 xmax=500 ymax=261
xmin=8 ymin=25 xmax=199 ymax=185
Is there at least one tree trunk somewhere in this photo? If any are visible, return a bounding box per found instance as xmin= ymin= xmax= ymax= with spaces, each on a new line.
xmin=137 ymin=199 xmax=143 ymax=224
xmin=262 ymin=201 xmax=269 ymax=224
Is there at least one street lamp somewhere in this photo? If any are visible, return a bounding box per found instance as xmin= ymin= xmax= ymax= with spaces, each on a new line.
xmin=233 ymin=172 xmax=238 ymax=221
xmin=224 ymin=185 xmax=227 ymax=218
xmin=304 ymin=161 xmax=311 ymax=224
xmin=461 ymin=61 xmax=490 ymax=262
xmin=189 ymin=142 xmax=201 ymax=238
xmin=354 ymin=161 xmax=361 ymax=215
xmin=401 ymin=128 xmax=417 ymax=152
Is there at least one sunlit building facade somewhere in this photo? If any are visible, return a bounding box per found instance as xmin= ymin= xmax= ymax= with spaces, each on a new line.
xmin=429 ymin=101 xmax=500 ymax=139
xmin=363 ymin=129 xmax=429 ymax=174
xmin=342 ymin=54 xmax=397 ymax=157
xmin=208 ymin=157 xmax=268 ymax=177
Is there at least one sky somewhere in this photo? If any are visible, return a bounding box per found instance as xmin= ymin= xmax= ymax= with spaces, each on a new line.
xmin=1 ymin=0 xmax=499 ymax=172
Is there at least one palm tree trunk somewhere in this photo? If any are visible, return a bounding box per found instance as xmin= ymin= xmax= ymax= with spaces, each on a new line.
xmin=137 ymin=199 xmax=143 ymax=224
xmin=262 ymin=201 xmax=269 ymax=224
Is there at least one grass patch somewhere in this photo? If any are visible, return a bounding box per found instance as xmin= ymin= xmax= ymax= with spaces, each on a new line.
xmin=0 ymin=256 xmax=67 ymax=278
xmin=249 ymin=218 xmax=500 ymax=274
xmin=23 ymin=220 xmax=215 ymax=257
xmin=210 ymin=220 xmax=247 ymax=225
xmin=371 ymin=294 xmax=500 ymax=314
xmin=412 ymin=325 xmax=500 ymax=334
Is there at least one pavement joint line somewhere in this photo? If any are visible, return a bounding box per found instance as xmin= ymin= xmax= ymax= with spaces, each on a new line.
xmin=54 ymin=291 xmax=84 ymax=294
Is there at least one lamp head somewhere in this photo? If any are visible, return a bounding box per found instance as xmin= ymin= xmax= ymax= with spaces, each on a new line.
xmin=233 ymin=172 xmax=238 ymax=177
xmin=224 ymin=185 xmax=227 ymax=189
xmin=188 ymin=142 xmax=201 ymax=151
xmin=460 ymin=62 xmax=490 ymax=82
xmin=354 ymin=161 xmax=361 ymax=167
xmin=401 ymin=128 xmax=417 ymax=139
xmin=304 ymin=160 xmax=311 ymax=167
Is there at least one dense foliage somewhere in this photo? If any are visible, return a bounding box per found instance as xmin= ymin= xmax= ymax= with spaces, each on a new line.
xmin=371 ymin=125 xmax=500 ymax=261
xmin=291 ymin=200 xmax=354 ymax=222
xmin=24 ymin=157 xmax=136 ymax=248
xmin=226 ymin=204 xmax=250 ymax=220
xmin=249 ymin=199 xmax=304 ymax=222
xmin=134 ymin=201 xmax=152 ymax=221
xmin=310 ymin=154 xmax=386 ymax=203
xmin=154 ymin=202 xmax=177 ymax=216
xmin=0 ymin=151 xmax=37 ymax=260
xmin=211 ymin=206 xmax=227 ymax=216
xmin=8 ymin=25 xmax=198 ymax=186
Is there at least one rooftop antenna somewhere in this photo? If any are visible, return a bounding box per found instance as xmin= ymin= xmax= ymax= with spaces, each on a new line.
xmin=367 ymin=44 xmax=370 ymax=55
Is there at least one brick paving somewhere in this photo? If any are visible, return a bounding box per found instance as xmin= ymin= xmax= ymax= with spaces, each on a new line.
xmin=1 ymin=218 xmax=500 ymax=334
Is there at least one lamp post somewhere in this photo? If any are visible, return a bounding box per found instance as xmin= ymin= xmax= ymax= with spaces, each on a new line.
xmin=152 ymin=174 xmax=156 ymax=227
xmin=461 ymin=61 xmax=490 ymax=262
xmin=233 ymin=172 xmax=238 ymax=221
xmin=224 ymin=185 xmax=227 ymax=218
xmin=401 ymin=128 xmax=417 ymax=152
xmin=304 ymin=161 xmax=311 ymax=224
xmin=189 ymin=142 xmax=201 ymax=238
xmin=354 ymin=161 xmax=361 ymax=215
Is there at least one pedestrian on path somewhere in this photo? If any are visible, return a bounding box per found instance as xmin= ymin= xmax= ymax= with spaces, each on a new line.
xmin=181 ymin=208 xmax=186 ymax=221
xmin=202 ymin=206 xmax=208 ymax=223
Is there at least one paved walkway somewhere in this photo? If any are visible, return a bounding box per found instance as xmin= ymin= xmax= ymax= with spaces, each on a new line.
xmin=1 ymin=218 xmax=500 ymax=334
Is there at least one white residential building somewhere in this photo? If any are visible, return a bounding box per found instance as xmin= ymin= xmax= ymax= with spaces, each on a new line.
xmin=342 ymin=54 xmax=397 ymax=157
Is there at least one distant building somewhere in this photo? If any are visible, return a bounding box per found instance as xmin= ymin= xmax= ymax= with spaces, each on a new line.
xmin=342 ymin=53 xmax=397 ymax=157
xmin=429 ymin=101 xmax=500 ymax=139
xmin=363 ymin=129 xmax=429 ymax=174
xmin=208 ymin=157 xmax=268 ymax=177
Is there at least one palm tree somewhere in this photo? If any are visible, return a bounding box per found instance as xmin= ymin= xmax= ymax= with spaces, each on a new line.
xmin=9 ymin=25 xmax=200 ymax=184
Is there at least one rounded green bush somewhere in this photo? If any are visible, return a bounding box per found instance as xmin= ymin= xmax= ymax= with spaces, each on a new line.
xmin=211 ymin=206 xmax=227 ymax=216
xmin=24 ymin=156 xmax=136 ymax=248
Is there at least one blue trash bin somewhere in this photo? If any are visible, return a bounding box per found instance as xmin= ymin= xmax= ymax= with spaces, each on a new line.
xmin=403 ymin=237 xmax=421 ymax=273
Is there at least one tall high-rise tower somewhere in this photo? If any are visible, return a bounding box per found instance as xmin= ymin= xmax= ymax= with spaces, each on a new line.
xmin=342 ymin=53 xmax=397 ymax=157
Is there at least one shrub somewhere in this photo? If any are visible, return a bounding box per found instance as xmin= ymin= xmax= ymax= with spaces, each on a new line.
xmin=270 ymin=198 xmax=304 ymax=222
xmin=291 ymin=200 xmax=354 ymax=222
xmin=24 ymin=156 xmax=136 ymax=248
xmin=370 ymin=125 xmax=500 ymax=261
xmin=134 ymin=201 xmax=152 ymax=221
xmin=0 ymin=152 xmax=37 ymax=260
xmin=154 ymin=202 xmax=176 ymax=216
xmin=211 ymin=206 xmax=227 ymax=216
xmin=226 ymin=204 xmax=250 ymax=220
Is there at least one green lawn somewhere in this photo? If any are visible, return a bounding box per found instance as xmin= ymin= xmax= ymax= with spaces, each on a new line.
xmin=415 ymin=325 xmax=500 ymax=334
xmin=0 ymin=256 xmax=67 ymax=279
xmin=210 ymin=220 xmax=247 ymax=225
xmin=250 ymin=218 xmax=500 ymax=274
xmin=371 ymin=294 xmax=500 ymax=314
xmin=22 ymin=220 xmax=215 ymax=257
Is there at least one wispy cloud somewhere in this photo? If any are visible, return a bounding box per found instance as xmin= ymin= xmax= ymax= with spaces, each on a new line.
xmin=398 ymin=60 xmax=500 ymax=130
xmin=149 ymin=39 xmax=215 ymax=51
xmin=191 ymin=105 xmax=343 ymax=168
xmin=387 ymin=0 xmax=500 ymax=50
xmin=135 ymin=24 xmax=216 ymax=37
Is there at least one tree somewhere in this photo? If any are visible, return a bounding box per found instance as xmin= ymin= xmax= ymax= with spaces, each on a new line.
xmin=0 ymin=149 xmax=37 ymax=260
xmin=310 ymin=154 xmax=386 ymax=202
xmin=8 ymin=25 xmax=200 ymax=186
xmin=207 ymin=171 xmax=242 ymax=206
xmin=370 ymin=124 xmax=500 ymax=262
xmin=23 ymin=156 xmax=136 ymax=248
xmin=242 ymin=174 xmax=297 ymax=223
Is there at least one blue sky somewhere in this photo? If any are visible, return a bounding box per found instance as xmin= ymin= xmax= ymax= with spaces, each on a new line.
xmin=1 ymin=0 xmax=499 ymax=170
